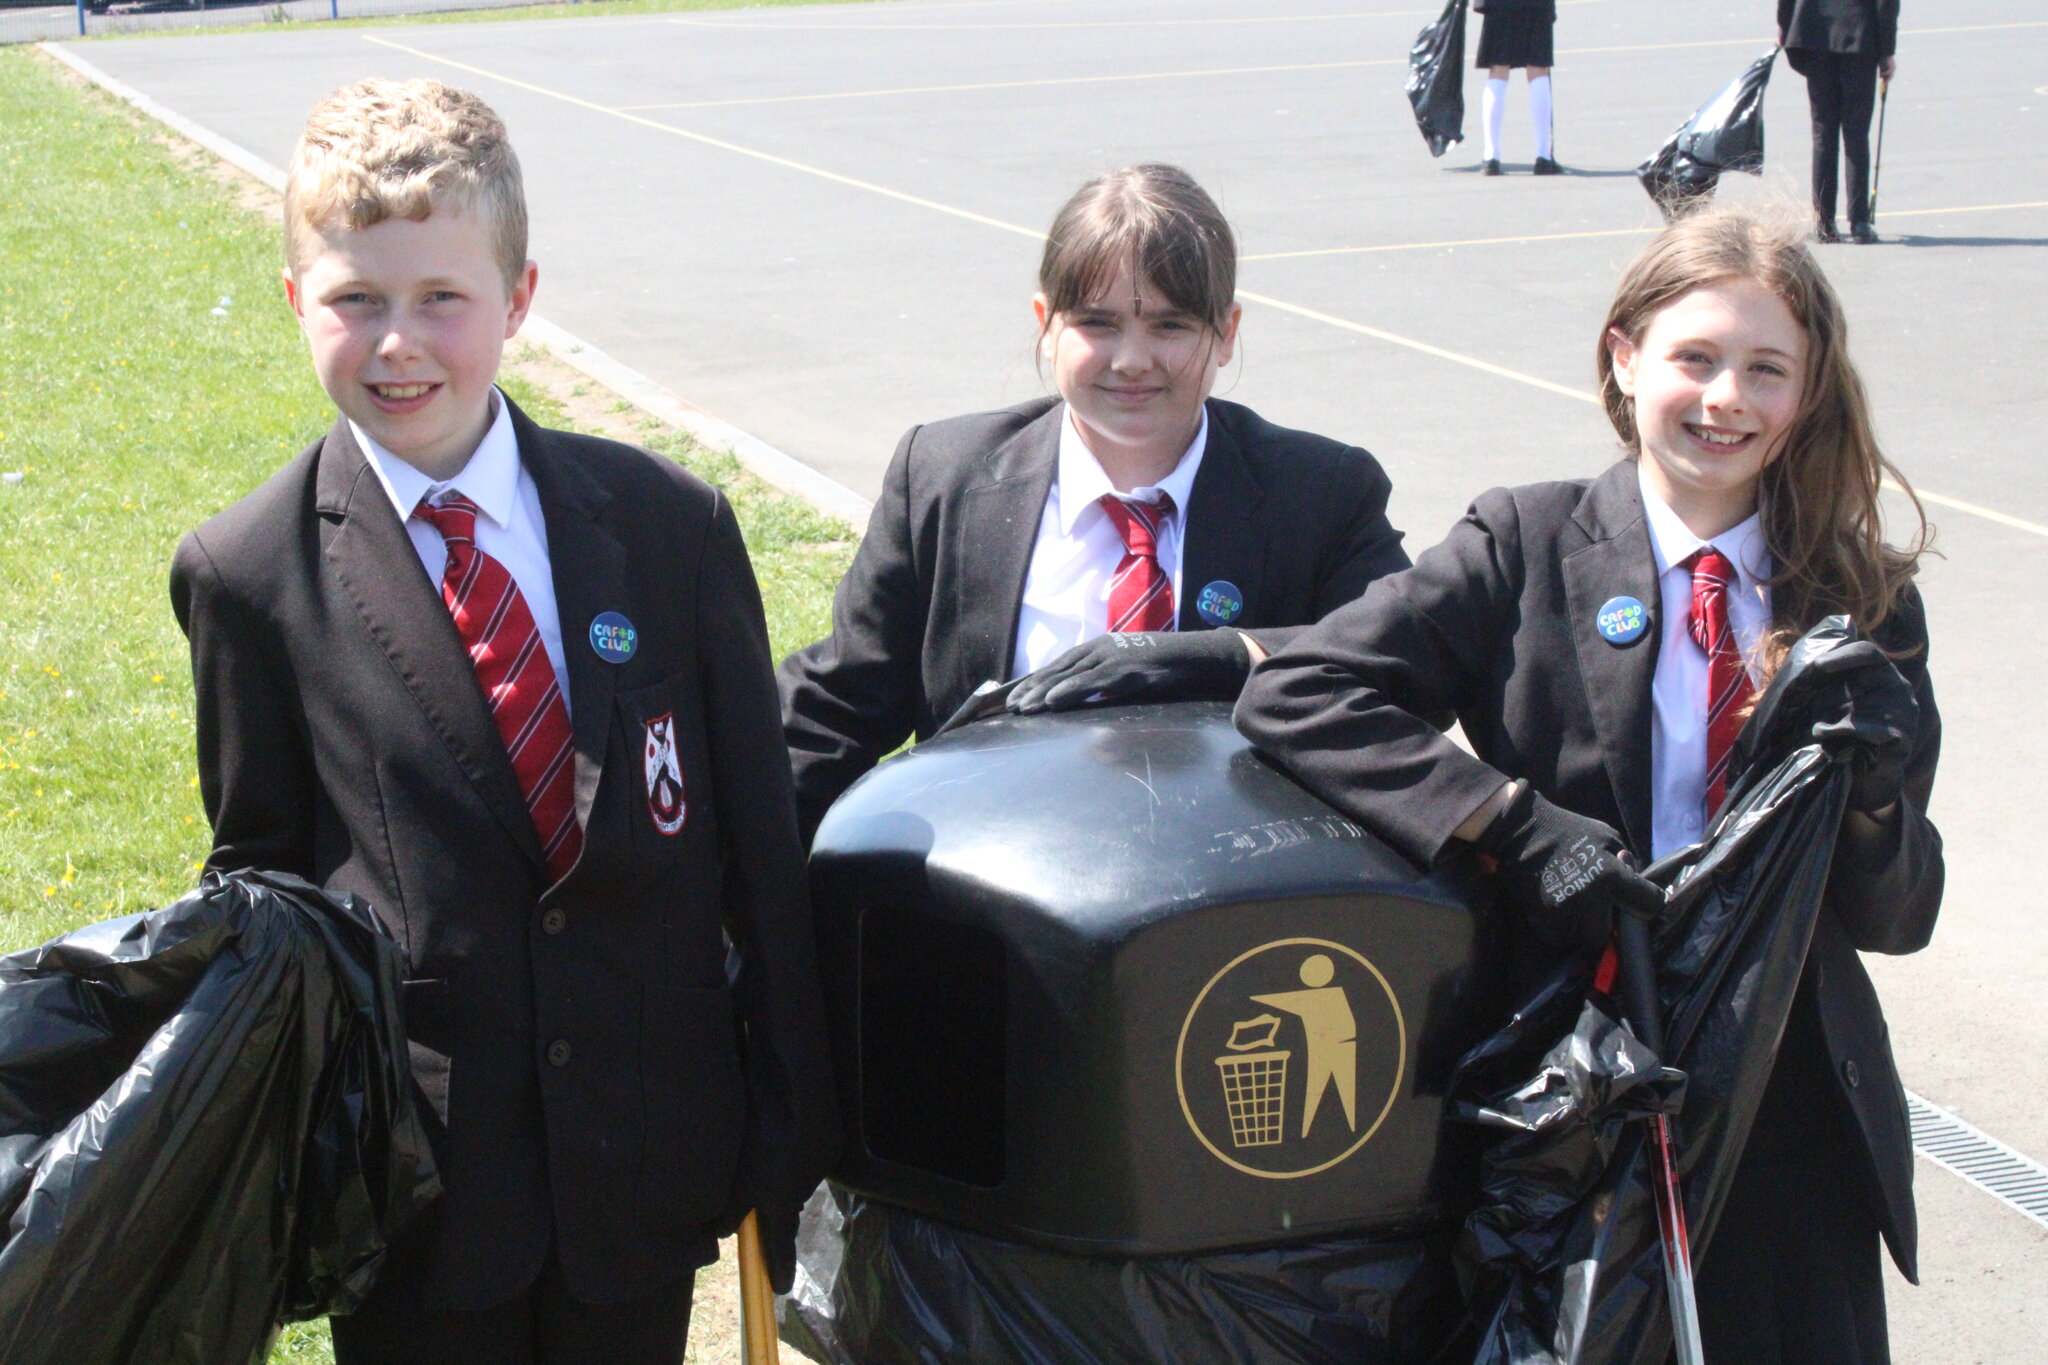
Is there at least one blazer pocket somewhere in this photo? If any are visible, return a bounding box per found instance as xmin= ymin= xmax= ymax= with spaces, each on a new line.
xmin=638 ymin=981 xmax=746 ymax=1225
xmin=400 ymin=977 xmax=452 ymax=1127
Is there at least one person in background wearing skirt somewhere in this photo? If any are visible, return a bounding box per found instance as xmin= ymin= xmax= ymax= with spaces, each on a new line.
xmin=1780 ymin=0 xmax=1899 ymax=244
xmin=1475 ymin=0 xmax=1559 ymax=175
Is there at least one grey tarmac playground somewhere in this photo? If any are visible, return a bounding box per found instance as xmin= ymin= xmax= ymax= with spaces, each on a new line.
xmin=53 ymin=0 xmax=2048 ymax=1354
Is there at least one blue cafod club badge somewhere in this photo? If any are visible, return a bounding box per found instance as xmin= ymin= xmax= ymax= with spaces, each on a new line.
xmin=1596 ymin=595 xmax=1650 ymax=647
xmin=589 ymin=611 xmax=638 ymax=664
xmin=1195 ymin=580 xmax=1244 ymax=627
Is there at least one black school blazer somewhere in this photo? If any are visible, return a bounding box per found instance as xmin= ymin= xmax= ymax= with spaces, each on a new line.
xmin=1236 ymin=458 xmax=1941 ymax=1279
xmin=171 ymin=400 xmax=836 ymax=1310
xmin=778 ymin=395 xmax=1410 ymax=844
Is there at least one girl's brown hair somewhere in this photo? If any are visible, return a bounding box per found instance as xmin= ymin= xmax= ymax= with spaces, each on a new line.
xmin=1595 ymin=205 xmax=1928 ymax=676
xmin=1037 ymin=165 xmax=1236 ymax=336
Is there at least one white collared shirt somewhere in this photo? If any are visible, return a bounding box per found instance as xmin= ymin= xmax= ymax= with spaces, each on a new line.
xmin=1639 ymin=464 xmax=1772 ymax=858
xmin=1010 ymin=405 xmax=1209 ymax=677
xmin=352 ymin=389 xmax=571 ymax=710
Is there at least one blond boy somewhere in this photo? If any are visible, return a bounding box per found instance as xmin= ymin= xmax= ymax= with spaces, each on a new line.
xmin=171 ymin=79 xmax=835 ymax=1362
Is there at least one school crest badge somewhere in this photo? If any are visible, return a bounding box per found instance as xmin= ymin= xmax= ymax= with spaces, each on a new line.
xmin=643 ymin=712 xmax=686 ymax=835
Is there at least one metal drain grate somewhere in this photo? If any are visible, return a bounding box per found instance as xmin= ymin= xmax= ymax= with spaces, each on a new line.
xmin=1906 ymin=1090 xmax=2048 ymax=1228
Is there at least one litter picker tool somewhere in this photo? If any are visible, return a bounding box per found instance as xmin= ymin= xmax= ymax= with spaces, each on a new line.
xmin=1614 ymin=897 xmax=1706 ymax=1365
xmin=1869 ymin=77 xmax=1890 ymax=225
xmin=738 ymin=1211 xmax=780 ymax=1365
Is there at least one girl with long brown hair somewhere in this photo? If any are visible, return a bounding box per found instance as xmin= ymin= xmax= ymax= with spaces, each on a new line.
xmin=1238 ymin=203 xmax=1940 ymax=1362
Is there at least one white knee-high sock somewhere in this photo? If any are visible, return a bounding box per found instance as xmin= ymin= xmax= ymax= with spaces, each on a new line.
xmin=1529 ymin=75 xmax=1553 ymax=160
xmin=1483 ymin=77 xmax=1507 ymax=160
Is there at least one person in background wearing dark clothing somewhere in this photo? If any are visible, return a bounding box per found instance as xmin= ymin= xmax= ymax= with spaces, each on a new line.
xmin=1475 ymin=0 xmax=1559 ymax=175
xmin=1780 ymin=0 xmax=1899 ymax=243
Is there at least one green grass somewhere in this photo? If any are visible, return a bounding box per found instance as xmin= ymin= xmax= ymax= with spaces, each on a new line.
xmin=0 ymin=46 xmax=852 ymax=1362
xmin=80 ymin=0 xmax=890 ymax=40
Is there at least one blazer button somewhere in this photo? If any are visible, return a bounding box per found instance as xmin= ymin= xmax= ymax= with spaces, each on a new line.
xmin=547 ymin=1039 xmax=572 ymax=1068
xmin=541 ymin=908 xmax=567 ymax=935
xmin=1842 ymin=1059 xmax=1861 ymax=1088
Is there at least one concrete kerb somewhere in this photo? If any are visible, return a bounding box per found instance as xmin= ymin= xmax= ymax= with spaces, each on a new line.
xmin=39 ymin=38 xmax=875 ymax=533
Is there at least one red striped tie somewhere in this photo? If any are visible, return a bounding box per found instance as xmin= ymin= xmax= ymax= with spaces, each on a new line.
xmin=1100 ymin=492 xmax=1176 ymax=634
xmin=1685 ymin=546 xmax=1753 ymax=814
xmin=415 ymin=494 xmax=583 ymax=885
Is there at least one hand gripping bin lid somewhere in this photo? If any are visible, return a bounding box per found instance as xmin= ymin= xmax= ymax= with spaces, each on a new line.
xmin=808 ymin=701 xmax=1507 ymax=1256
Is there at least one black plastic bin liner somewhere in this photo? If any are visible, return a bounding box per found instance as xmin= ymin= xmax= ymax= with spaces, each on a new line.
xmin=780 ymin=1184 xmax=1470 ymax=1365
xmin=0 ymin=869 xmax=440 ymax=1365
xmin=1638 ymin=50 xmax=1778 ymax=217
xmin=1452 ymin=618 xmax=1887 ymax=1364
xmin=1407 ymin=0 xmax=1470 ymax=156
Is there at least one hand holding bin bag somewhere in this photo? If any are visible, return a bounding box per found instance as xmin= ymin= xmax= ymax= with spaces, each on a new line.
xmin=0 ymin=870 xmax=438 ymax=1365
xmin=1452 ymin=617 xmax=1925 ymax=1365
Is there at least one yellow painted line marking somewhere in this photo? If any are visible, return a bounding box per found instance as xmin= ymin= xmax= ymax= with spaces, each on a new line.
xmin=595 ymin=20 xmax=2048 ymax=116
xmin=1555 ymin=20 xmax=2048 ymax=60
xmin=612 ymin=59 xmax=1395 ymax=112
xmin=1235 ymin=289 xmax=1601 ymax=403
xmin=662 ymin=0 xmax=1615 ymax=29
xmin=1247 ymin=227 xmax=1655 ymax=262
xmin=1895 ymin=483 xmax=2048 ymax=539
xmin=659 ymin=13 xmax=2044 ymax=38
xmin=358 ymin=34 xmax=2043 ymax=540
xmin=1880 ymin=200 xmax=2048 ymax=219
xmin=667 ymin=10 xmax=1446 ymax=32
xmin=363 ymin=34 xmax=1044 ymax=241
xmin=1245 ymin=202 xmax=2048 ymax=261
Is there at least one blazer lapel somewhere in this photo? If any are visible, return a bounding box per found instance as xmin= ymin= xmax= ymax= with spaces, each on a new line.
xmin=513 ymin=405 xmax=624 ymax=844
xmin=953 ymin=401 xmax=1061 ymax=687
xmin=1560 ymin=461 xmax=1662 ymax=857
xmin=316 ymin=419 xmax=545 ymax=870
xmin=1178 ymin=402 xmax=1267 ymax=632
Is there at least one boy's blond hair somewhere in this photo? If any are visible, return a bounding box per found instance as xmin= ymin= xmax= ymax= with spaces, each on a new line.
xmin=284 ymin=78 xmax=527 ymax=286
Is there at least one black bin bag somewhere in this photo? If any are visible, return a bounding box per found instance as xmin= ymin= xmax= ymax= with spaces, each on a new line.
xmin=0 ymin=869 xmax=440 ymax=1365
xmin=1451 ymin=617 xmax=1890 ymax=1364
xmin=1407 ymin=0 xmax=1470 ymax=157
xmin=1638 ymin=50 xmax=1778 ymax=219
xmin=781 ymin=701 xmax=1509 ymax=1363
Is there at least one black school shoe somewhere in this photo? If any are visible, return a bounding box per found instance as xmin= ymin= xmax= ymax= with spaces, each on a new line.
xmin=1815 ymin=218 xmax=1842 ymax=243
xmin=1533 ymin=156 xmax=1563 ymax=175
xmin=1481 ymin=158 xmax=1503 ymax=176
xmin=1850 ymin=222 xmax=1880 ymax=244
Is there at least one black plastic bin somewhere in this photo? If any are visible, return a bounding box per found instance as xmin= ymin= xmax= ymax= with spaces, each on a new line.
xmin=807 ymin=701 xmax=1508 ymax=1256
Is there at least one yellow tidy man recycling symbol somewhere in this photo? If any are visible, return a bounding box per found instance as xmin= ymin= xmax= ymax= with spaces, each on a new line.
xmin=1176 ymin=935 xmax=1405 ymax=1179
xmin=1251 ymin=954 xmax=1359 ymax=1139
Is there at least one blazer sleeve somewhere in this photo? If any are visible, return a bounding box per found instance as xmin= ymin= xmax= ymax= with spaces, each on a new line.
xmin=698 ymin=492 xmax=841 ymax=1230
xmin=1824 ymin=589 xmax=1942 ymax=954
xmin=1235 ymin=489 xmax=1529 ymax=866
xmin=1877 ymin=0 xmax=1899 ymax=59
xmin=1239 ymin=443 xmax=1410 ymax=657
xmin=170 ymin=531 xmax=318 ymax=879
xmin=778 ymin=428 xmax=929 ymax=846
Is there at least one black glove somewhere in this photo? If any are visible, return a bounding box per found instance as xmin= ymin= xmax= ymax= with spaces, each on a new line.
xmin=1475 ymin=784 xmax=1664 ymax=950
xmin=1805 ymin=641 xmax=1918 ymax=814
xmin=1007 ymin=629 xmax=1250 ymax=715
